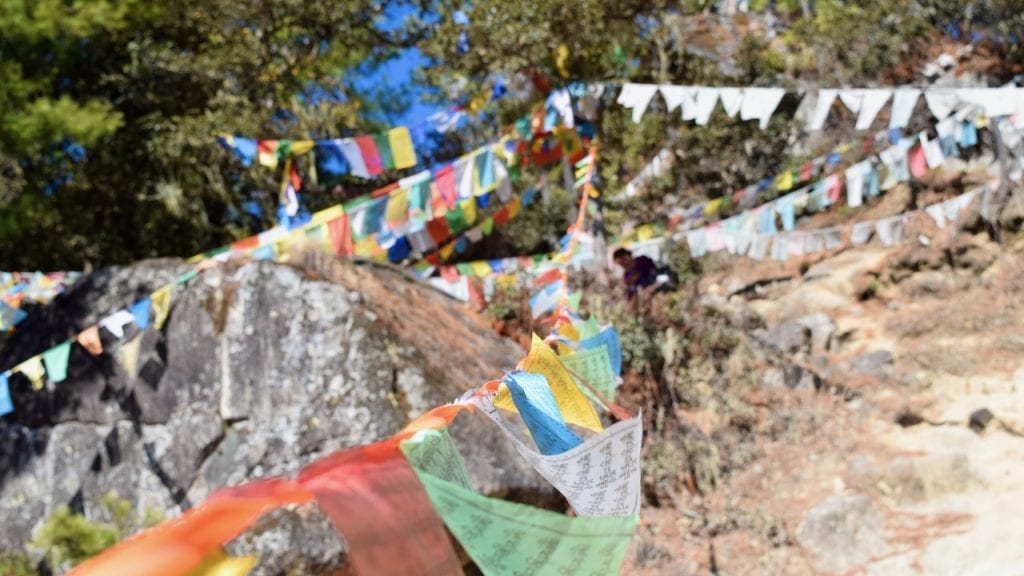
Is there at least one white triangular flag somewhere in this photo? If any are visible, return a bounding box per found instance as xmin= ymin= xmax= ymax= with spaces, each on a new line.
xmin=740 ymin=88 xmax=786 ymax=129
xmin=855 ymin=89 xmax=893 ymax=131
xmin=719 ymin=88 xmax=743 ymax=117
xmin=809 ymin=89 xmax=839 ymax=131
xmin=617 ymin=83 xmax=659 ymax=124
xmin=889 ymin=88 xmax=921 ymax=129
xmin=99 ymin=310 xmax=135 ymax=339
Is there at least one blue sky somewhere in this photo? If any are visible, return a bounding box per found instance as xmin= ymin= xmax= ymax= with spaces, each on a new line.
xmin=353 ymin=3 xmax=448 ymax=127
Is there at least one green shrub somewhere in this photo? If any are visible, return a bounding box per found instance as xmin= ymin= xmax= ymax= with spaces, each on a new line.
xmin=0 ymin=551 xmax=35 ymax=576
xmin=33 ymin=506 xmax=120 ymax=568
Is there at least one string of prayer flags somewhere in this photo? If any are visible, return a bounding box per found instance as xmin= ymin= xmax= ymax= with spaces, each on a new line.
xmin=624 ymin=83 xmax=1024 ymax=130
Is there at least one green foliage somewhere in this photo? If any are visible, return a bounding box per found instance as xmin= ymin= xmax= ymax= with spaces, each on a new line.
xmin=483 ymin=280 xmax=521 ymax=322
xmin=0 ymin=0 xmax=425 ymax=269
xmin=0 ymin=551 xmax=35 ymax=576
xmin=500 ymin=183 xmax=571 ymax=255
xmin=666 ymin=240 xmax=702 ymax=286
xmin=29 ymin=493 xmax=165 ymax=570
xmin=784 ymin=0 xmax=932 ymax=84
xmin=33 ymin=506 xmax=120 ymax=568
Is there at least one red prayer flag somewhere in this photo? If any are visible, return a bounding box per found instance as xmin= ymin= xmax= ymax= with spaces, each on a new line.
xmin=355 ymin=135 xmax=383 ymax=176
xmin=434 ymin=165 xmax=458 ymax=209
xmin=300 ymin=443 xmax=464 ymax=576
xmin=426 ymin=218 xmax=451 ymax=244
xmin=327 ymin=215 xmax=353 ymax=256
xmin=800 ymin=162 xmax=813 ymax=181
xmin=909 ymin=145 xmax=928 ymax=178
xmin=493 ymin=207 xmax=511 ymax=225
xmin=532 ymin=267 xmax=563 ymax=288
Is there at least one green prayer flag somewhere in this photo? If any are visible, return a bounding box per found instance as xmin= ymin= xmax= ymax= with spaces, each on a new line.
xmin=42 ymin=340 xmax=72 ymax=383
xmin=559 ymin=345 xmax=617 ymax=402
xmin=176 ymin=270 xmax=199 ymax=285
xmin=567 ymin=291 xmax=583 ymax=311
xmin=444 ymin=204 xmax=467 ymax=235
xmin=402 ymin=429 xmax=639 ymax=576
xmin=576 ymin=317 xmax=601 ymax=340
xmin=480 ymin=218 xmax=494 ymax=236
xmin=373 ymin=133 xmax=395 ymax=170
xmin=514 ymin=116 xmax=532 ymax=140
xmin=400 ymin=428 xmax=472 ymax=489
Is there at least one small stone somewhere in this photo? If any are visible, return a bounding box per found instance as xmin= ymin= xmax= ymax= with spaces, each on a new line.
xmin=968 ymin=408 xmax=995 ymax=433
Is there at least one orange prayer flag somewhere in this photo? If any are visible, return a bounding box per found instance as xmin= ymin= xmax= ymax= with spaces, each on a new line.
xmin=77 ymin=326 xmax=104 ymax=356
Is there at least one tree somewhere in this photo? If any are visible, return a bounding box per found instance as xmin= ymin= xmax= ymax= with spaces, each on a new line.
xmin=0 ymin=0 xmax=427 ymax=269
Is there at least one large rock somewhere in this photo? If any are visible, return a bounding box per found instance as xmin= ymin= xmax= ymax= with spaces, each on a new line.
xmin=761 ymin=320 xmax=810 ymax=354
xmin=796 ymin=494 xmax=888 ymax=573
xmin=795 ymin=313 xmax=836 ymax=354
xmin=0 ymin=256 xmax=553 ymax=570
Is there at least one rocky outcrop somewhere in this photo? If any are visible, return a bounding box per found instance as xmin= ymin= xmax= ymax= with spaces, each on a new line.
xmin=796 ymin=494 xmax=889 ymax=573
xmin=0 ymin=255 xmax=552 ymax=570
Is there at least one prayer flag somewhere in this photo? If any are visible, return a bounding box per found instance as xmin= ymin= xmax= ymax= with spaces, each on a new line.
xmin=373 ymin=133 xmax=394 ymax=171
xmin=316 ymin=139 xmax=350 ymax=175
xmin=151 ymin=286 xmax=172 ymax=330
xmin=388 ymin=127 xmax=417 ymax=169
xmin=495 ymin=334 xmax=603 ymax=432
xmin=355 ymin=136 xmax=382 ymax=176
xmin=385 ymin=189 xmax=409 ymax=229
xmin=503 ymin=372 xmax=584 ymax=455
xmin=77 ymin=326 xmax=104 ymax=356
xmin=130 ymin=298 xmax=152 ymax=330
xmin=42 ymin=340 xmax=72 ymax=383
xmin=14 ymin=356 xmax=46 ymax=391
xmin=0 ymin=372 xmax=12 ymax=416
xmin=407 ymin=453 xmax=638 ymax=576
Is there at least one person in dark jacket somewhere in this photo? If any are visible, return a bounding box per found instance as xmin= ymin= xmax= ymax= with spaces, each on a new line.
xmin=612 ymin=248 xmax=658 ymax=300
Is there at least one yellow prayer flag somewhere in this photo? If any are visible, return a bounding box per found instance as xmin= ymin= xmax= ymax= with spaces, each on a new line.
xmin=470 ymin=261 xmax=492 ymax=278
xmin=554 ymin=43 xmax=571 ymax=78
xmin=637 ymin=225 xmax=655 ymax=241
xmin=388 ymin=127 xmax=417 ymax=169
xmin=353 ymin=236 xmax=378 ymax=257
xmin=120 ymin=336 xmax=142 ymax=378
xmin=559 ymin=324 xmax=581 ymax=342
xmin=460 ymin=198 xmax=477 ymax=226
xmin=188 ymin=550 xmax=258 ymax=576
xmin=506 ymin=197 xmax=521 ymax=219
xmin=14 ymin=356 xmax=46 ymax=390
xmin=386 ymin=189 xmax=410 ymax=226
xmin=151 ymin=286 xmax=173 ymax=330
xmin=494 ymin=334 xmax=603 ymax=432
xmin=290 ymin=140 xmax=315 ymax=155
xmin=438 ymin=242 xmax=456 ymax=260
xmin=703 ymin=197 xmax=723 ymax=217
xmin=775 ymin=170 xmax=793 ymax=191
xmin=308 ymin=204 xmax=345 ymax=228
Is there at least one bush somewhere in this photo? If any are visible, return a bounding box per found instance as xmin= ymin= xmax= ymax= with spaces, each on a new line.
xmin=33 ymin=506 xmax=121 ymax=569
xmin=0 ymin=552 xmax=35 ymax=576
